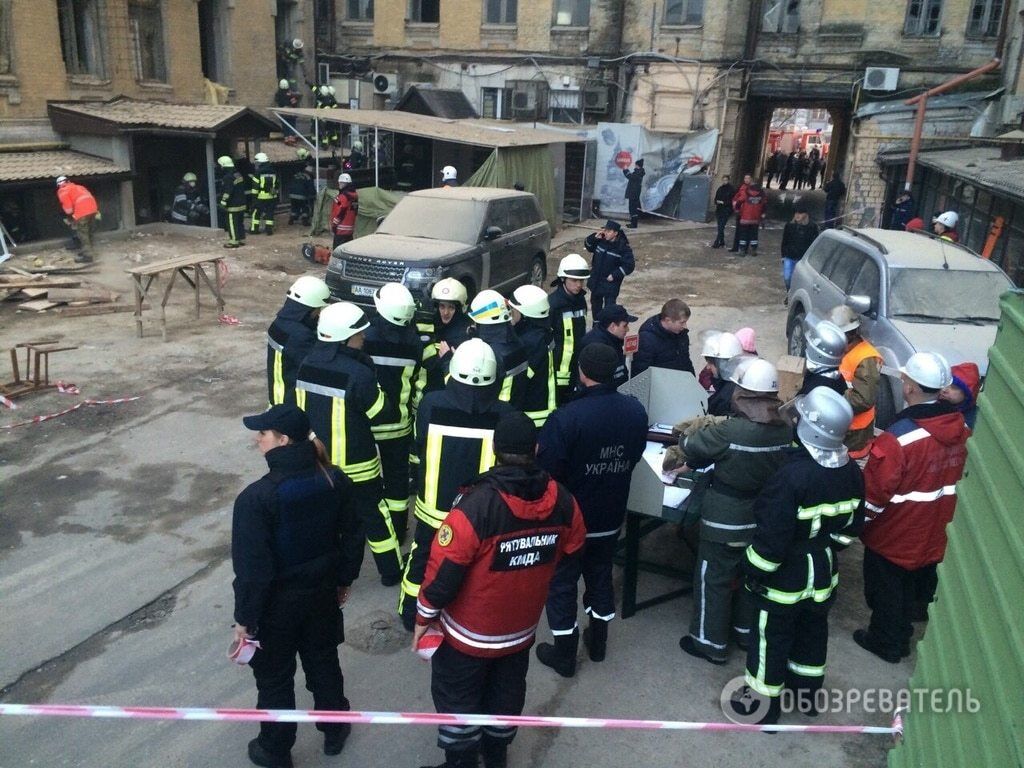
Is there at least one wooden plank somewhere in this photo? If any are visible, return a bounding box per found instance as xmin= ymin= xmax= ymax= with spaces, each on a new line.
xmin=56 ymin=302 xmax=147 ymax=317
xmin=126 ymin=254 xmax=223 ymax=276
xmin=17 ymin=299 xmax=61 ymax=312
xmin=18 ymin=288 xmax=50 ymax=300
xmin=0 ymin=278 xmax=82 ymax=289
xmin=45 ymin=288 xmax=120 ymax=304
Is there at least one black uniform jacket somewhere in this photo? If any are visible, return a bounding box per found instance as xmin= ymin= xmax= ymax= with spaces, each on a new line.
xmin=266 ymin=298 xmax=318 ymax=406
xmin=548 ymin=284 xmax=588 ymax=392
xmin=579 ymin=325 xmax=629 ymax=389
xmin=632 ymin=315 xmax=694 ymax=377
xmin=364 ymin=315 xmax=424 ymax=438
xmin=584 ymin=232 xmax=635 ymax=297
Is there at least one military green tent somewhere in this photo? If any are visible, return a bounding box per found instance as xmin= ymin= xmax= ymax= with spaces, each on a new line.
xmin=464 ymin=145 xmax=558 ymax=235
xmin=309 ymin=186 xmax=404 ymax=239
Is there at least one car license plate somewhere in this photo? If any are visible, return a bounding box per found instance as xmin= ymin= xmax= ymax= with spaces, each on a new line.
xmin=350 ymin=284 xmax=376 ymax=297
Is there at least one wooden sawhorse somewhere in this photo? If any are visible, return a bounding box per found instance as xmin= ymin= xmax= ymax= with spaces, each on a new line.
xmin=126 ymin=254 xmax=225 ymax=341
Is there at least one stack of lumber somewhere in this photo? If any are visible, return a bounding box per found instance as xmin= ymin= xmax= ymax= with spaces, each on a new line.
xmin=1 ymin=274 xmax=132 ymax=316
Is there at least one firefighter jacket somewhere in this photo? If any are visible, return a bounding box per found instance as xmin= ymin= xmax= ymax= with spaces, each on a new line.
xmin=295 ymin=342 xmax=386 ymax=484
xmin=632 ymin=314 xmax=694 ymax=377
xmin=579 ymin=325 xmax=629 ymax=389
xmin=218 ymin=170 xmax=248 ymax=211
xmin=682 ymin=391 xmax=793 ymax=544
xmin=231 ymin=440 xmax=364 ymax=632
xmin=266 ymin=298 xmax=319 ymax=406
xmin=473 ymin=322 xmax=529 ymax=408
xmin=57 ymin=182 xmax=98 ymax=220
xmin=414 ymin=379 xmax=513 ymax=528
xmin=330 ymin=188 xmax=358 ymax=238
xmin=839 ymin=338 xmax=882 ymax=452
xmin=861 ymin=401 xmax=969 ymax=570
xmin=250 ymin=163 xmax=280 ymax=201
xmin=537 ymin=384 xmax=647 ymax=536
xmin=548 ymin=283 xmax=588 ymax=392
xmin=286 ymin=170 xmax=316 ymax=202
xmin=514 ymin=316 xmax=556 ymax=426
xmin=416 ymin=464 xmax=586 ymax=657
xmin=364 ymin=315 xmax=424 ymax=441
xmin=584 ymin=231 xmax=635 ymax=297
xmin=170 ymin=183 xmax=202 ymax=223
xmin=420 ymin=310 xmax=474 ymax=394
xmin=744 ymin=446 xmax=864 ymax=609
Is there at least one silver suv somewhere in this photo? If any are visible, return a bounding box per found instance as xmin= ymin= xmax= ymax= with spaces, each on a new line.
xmin=325 ymin=187 xmax=550 ymax=311
xmin=786 ymin=227 xmax=1013 ymax=426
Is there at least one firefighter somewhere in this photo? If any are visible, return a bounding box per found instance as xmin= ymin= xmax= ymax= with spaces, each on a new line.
xmin=548 ymin=253 xmax=590 ymax=404
xmin=170 ymin=172 xmax=208 ymax=226
xmin=676 ymin=360 xmax=793 ymax=665
xmin=296 ymin=302 xmax=403 ymax=586
xmin=286 ymin=164 xmax=316 ymax=226
xmin=249 ymin=152 xmax=279 ymax=235
xmin=740 ymin=386 xmax=864 ymax=724
xmin=419 ymin=277 xmax=474 ymax=394
xmin=799 ymin=317 xmax=848 ymax=397
xmin=314 ymin=85 xmax=340 ymax=147
xmin=331 ymin=173 xmax=358 ymax=249
xmin=700 ymin=331 xmax=744 ymax=416
xmin=275 ymin=78 xmax=300 ymax=132
xmin=398 ymin=338 xmax=513 ymax=631
xmin=828 ymin=304 xmax=883 ymax=458
xmin=364 ymin=283 xmax=424 ymax=547
xmin=266 ymin=276 xmax=330 ymax=407
xmin=508 ymin=285 xmax=556 ymax=427
xmin=440 ymin=165 xmax=459 ymax=188
xmin=346 ymin=140 xmax=366 ymax=171
xmin=217 ymin=156 xmax=247 ymax=248
xmin=468 ymin=290 xmax=529 ymax=408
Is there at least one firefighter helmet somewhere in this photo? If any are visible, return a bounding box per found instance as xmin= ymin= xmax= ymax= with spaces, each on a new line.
xmin=557 ymin=253 xmax=591 ymax=280
xmin=468 ymin=290 xmax=510 ymax=324
xmin=431 ymin=277 xmax=468 ymax=306
xmin=449 ymin=338 xmax=498 ymax=386
xmin=279 ymin=78 xmax=290 ymax=89
xmin=287 ymin=276 xmax=330 ymax=308
xmin=291 ymin=38 xmax=304 ymax=50
xmin=374 ymin=282 xmax=416 ymax=326
xmin=55 ymin=175 xmax=69 ymax=185
xmin=509 ymin=285 xmax=550 ymax=319
xmin=317 ymin=302 xmax=370 ymax=342
xmin=182 ymin=172 xmax=198 ymax=183
xmin=900 ymin=351 xmax=952 ymax=390
xmin=795 ymin=386 xmax=853 ymax=451
xmin=933 ymin=211 xmax=959 ymax=229
xmin=736 ymin=359 xmax=779 ymax=393
xmin=352 ymin=141 xmax=363 ymax=152
xmin=338 ymin=173 xmax=352 ymax=185
xmin=254 ymin=152 xmax=269 ymax=164
xmin=804 ymin=318 xmax=846 ymax=369
xmin=216 ymin=156 xmax=234 ymax=169
xmin=441 ymin=165 xmax=457 ymax=181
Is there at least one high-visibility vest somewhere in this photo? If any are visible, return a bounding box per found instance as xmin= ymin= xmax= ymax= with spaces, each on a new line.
xmin=839 ymin=340 xmax=883 ymax=431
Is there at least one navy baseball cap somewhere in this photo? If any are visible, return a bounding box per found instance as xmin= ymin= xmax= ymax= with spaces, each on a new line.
xmin=596 ymin=304 xmax=638 ymax=325
xmin=602 ymin=219 xmax=622 ymax=232
xmin=242 ymin=404 xmax=310 ymax=442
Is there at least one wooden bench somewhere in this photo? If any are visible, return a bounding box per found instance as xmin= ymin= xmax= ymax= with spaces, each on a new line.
xmin=126 ymin=254 xmax=225 ymax=341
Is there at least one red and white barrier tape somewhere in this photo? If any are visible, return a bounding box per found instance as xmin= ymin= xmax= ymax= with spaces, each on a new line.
xmin=216 ymin=260 xmax=229 ymax=291
xmin=0 ymin=704 xmax=900 ymax=735
xmin=0 ymin=394 xmax=16 ymax=410
xmin=0 ymin=396 xmax=141 ymax=430
xmin=55 ymin=380 xmax=80 ymax=395
xmin=218 ymin=314 xmax=241 ymax=325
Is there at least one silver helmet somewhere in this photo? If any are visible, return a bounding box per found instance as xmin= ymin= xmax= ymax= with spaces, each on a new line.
xmin=795 ymin=386 xmax=853 ymax=453
xmin=804 ymin=318 xmax=847 ymax=370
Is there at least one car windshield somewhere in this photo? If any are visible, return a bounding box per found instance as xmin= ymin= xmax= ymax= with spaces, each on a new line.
xmin=888 ymin=268 xmax=1010 ymax=323
xmin=377 ymin=197 xmax=482 ymax=244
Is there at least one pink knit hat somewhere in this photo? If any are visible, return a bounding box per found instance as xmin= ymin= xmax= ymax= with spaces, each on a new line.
xmin=734 ymin=327 xmax=757 ymax=354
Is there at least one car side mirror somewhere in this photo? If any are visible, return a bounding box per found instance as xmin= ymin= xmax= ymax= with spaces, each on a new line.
xmin=846 ymin=294 xmax=872 ymax=315
xmin=484 ymin=226 xmax=503 ymax=241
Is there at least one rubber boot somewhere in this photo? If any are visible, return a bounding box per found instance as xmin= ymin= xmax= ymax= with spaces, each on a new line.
xmin=535 ymin=629 xmax=578 ymax=678
xmin=749 ymin=247 xmax=758 ymax=257
xmin=420 ymin=748 xmax=479 ymax=768
xmin=583 ymin=618 xmax=609 ymax=662
xmin=481 ymin=739 xmax=508 ymax=768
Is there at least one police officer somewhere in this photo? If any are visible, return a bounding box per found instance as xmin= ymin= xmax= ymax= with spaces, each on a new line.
xmin=419 ymin=278 xmax=474 ymax=394
xmin=296 ymin=303 xmax=403 ymax=586
xmin=623 ymin=158 xmax=645 ymax=229
xmin=677 ymin=360 xmax=792 ymax=665
xmin=231 ymin=403 xmax=364 ymax=767
xmin=739 ymin=387 xmax=864 ymax=723
xmin=584 ymin=220 xmax=635 ymax=320
xmin=548 ymin=253 xmax=590 ymax=404
xmin=267 ymin=276 xmax=330 ymax=407
xmin=579 ymin=304 xmax=636 ymax=389
xmin=700 ymin=331 xmax=744 ymax=416
xmin=217 ymin=155 xmax=247 ymax=248
xmin=398 ymin=339 xmax=513 ymax=631
xmin=250 ymin=152 xmax=279 ymax=235
xmin=828 ymin=304 xmax=883 ymax=456
xmin=799 ymin=317 xmax=848 ymax=397
xmin=535 ymin=343 xmax=647 ymax=675
xmin=468 ymin=290 xmax=529 ymax=408
xmin=364 ymin=283 xmax=424 ymax=546
xmin=509 ymin=285 xmax=556 ymax=427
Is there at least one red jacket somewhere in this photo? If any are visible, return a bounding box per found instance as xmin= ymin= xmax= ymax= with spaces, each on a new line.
xmin=330 ymin=188 xmax=358 ymax=237
xmin=57 ymin=182 xmax=98 ymax=220
xmin=417 ymin=465 xmax=586 ymax=658
xmin=737 ymin=190 xmax=766 ymax=225
xmin=731 ymin=183 xmax=749 ymax=212
xmin=861 ymin=402 xmax=969 ymax=569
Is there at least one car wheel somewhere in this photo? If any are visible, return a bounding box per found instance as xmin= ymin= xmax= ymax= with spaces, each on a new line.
xmin=787 ymin=310 xmax=807 ymax=357
xmin=529 ymin=256 xmax=546 ymax=287
xmin=875 ymin=374 xmax=896 ymax=430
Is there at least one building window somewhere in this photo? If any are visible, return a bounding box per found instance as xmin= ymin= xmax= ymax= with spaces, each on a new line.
xmin=549 ymin=89 xmax=582 ymax=123
xmin=481 ymin=87 xmax=511 ymax=118
xmin=553 ymin=0 xmax=589 ymax=26
xmin=967 ymin=0 xmax=1002 ymax=37
xmin=761 ymin=0 xmax=799 ymax=33
xmin=485 ymin=0 xmax=516 ymax=24
xmin=904 ymin=0 xmax=942 ymax=36
xmin=57 ymin=0 xmax=107 ymax=77
xmin=664 ymin=0 xmax=703 ymax=25
xmin=348 ymin=0 xmax=373 ymax=20
xmin=0 ymin=0 xmax=12 ymax=74
xmin=128 ymin=0 xmax=166 ymax=82
xmin=409 ymin=0 xmax=439 ymax=22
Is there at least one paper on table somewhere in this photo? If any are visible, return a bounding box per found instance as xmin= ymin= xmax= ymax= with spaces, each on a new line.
xmin=641 ymin=442 xmax=691 ymax=508
xmin=649 ymin=422 xmax=675 ymax=435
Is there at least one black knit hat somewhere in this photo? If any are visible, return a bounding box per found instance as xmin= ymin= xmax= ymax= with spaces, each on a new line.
xmin=493 ymin=412 xmax=537 ymax=456
xmin=578 ymin=343 xmax=618 ymax=384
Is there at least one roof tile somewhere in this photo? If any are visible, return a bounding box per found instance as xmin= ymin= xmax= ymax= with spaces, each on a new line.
xmin=0 ymin=150 xmax=130 ymax=183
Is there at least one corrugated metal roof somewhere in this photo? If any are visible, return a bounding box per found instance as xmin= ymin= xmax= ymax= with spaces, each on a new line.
xmin=912 ymin=146 xmax=1024 ymax=201
xmin=889 ymin=291 xmax=1024 ymax=768
xmin=0 ymin=150 xmax=130 ymax=183
xmin=395 ymin=86 xmax=479 ymax=119
xmin=854 ymin=89 xmax=1003 ymax=119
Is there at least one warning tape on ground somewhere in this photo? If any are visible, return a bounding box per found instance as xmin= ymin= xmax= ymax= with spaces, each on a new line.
xmin=0 ymin=396 xmax=141 ymax=430
xmin=0 ymin=704 xmax=900 ymax=735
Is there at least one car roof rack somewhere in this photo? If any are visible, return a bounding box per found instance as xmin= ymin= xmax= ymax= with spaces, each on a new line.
xmin=837 ymin=225 xmax=889 ymax=255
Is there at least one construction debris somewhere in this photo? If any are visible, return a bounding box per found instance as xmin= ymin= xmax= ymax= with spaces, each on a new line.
xmin=1 ymin=274 xmax=123 ymax=313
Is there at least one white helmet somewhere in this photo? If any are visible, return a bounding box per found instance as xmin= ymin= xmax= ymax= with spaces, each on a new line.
xmin=449 ymin=338 xmax=498 ymax=386
xmin=804 ymin=318 xmax=846 ymax=369
xmin=352 ymin=141 xmax=363 ymax=152
xmin=441 ymin=165 xmax=457 ymax=181
xmin=469 ymin=289 xmax=511 ymax=324
xmin=317 ymin=302 xmax=370 ymax=342
xmin=933 ymin=211 xmax=959 ymax=229
xmin=374 ymin=282 xmax=416 ymax=326
xmin=557 ymin=253 xmax=591 ymax=280
xmin=736 ymin=359 xmax=779 ymax=393
xmin=55 ymin=175 xmax=69 ymax=185
xmin=319 ymin=85 xmax=331 ymax=96
xmin=723 ymin=354 xmax=758 ymax=385
xmin=291 ymin=38 xmax=304 ymax=50
xmin=338 ymin=173 xmax=352 ymax=185
xmin=796 ymin=386 xmax=854 ymax=452
xmin=327 ymin=85 xmax=336 ymax=96
xmin=431 ymin=277 xmax=468 ymax=306
xmin=254 ymin=152 xmax=269 ymax=164
xmin=279 ymin=78 xmax=290 ymax=89
xmin=701 ymin=331 xmax=743 ymax=361
xmin=217 ymin=155 xmax=234 ymax=168
xmin=827 ymin=304 xmax=860 ymax=333
xmin=509 ymin=285 xmax=550 ymax=319
xmin=900 ymin=351 xmax=952 ymax=390
xmin=286 ymin=276 xmax=330 ymax=308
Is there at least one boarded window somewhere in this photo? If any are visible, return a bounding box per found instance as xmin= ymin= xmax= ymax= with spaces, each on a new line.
xmin=904 ymin=0 xmax=943 ymax=36
xmin=664 ymin=0 xmax=703 ymax=24
xmin=129 ymin=0 xmax=167 ymax=82
xmin=57 ymin=0 xmax=107 ymax=77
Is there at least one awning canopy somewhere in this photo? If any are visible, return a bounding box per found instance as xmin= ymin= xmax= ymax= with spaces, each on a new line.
xmin=48 ymin=97 xmax=278 ymax=139
xmin=881 ymin=145 xmax=1024 ymax=201
xmin=0 ymin=149 xmax=131 ymax=185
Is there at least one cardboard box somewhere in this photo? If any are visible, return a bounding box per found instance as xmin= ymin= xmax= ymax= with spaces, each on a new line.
xmin=776 ymin=354 xmax=806 ymax=403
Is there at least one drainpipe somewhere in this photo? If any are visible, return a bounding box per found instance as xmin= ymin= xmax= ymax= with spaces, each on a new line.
xmin=903 ymin=58 xmax=1001 ymax=190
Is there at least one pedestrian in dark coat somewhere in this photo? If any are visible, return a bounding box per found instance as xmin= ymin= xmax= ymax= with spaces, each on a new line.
xmin=623 ymin=159 xmax=645 ymax=229
xmin=890 ymin=191 xmax=915 ymax=231
xmin=584 ymin=220 xmax=635 ymax=320
xmin=823 ymin=173 xmax=847 ymax=229
xmin=632 ymin=298 xmax=694 ymax=377
xmin=579 ymin=304 xmax=636 ymax=389
xmin=780 ymin=201 xmax=819 ymax=290
xmin=711 ymin=174 xmax=735 ymax=248
xmin=779 ymin=152 xmax=796 ymax=190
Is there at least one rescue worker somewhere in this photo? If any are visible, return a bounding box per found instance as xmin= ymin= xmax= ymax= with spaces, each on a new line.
xmin=440 ymin=165 xmax=459 ymax=188
xmin=508 ymin=284 xmax=556 ymax=427
xmin=286 ymin=164 xmax=316 ymax=226
xmin=798 ymin=317 xmax=847 ymax=397
xmin=414 ymin=412 xmax=586 ymax=768
xmin=584 ymin=220 xmax=635 ymax=320
xmin=296 ymin=302 xmax=403 ymax=586
xmin=535 ymin=343 xmax=647 ymax=676
xmin=856 ymin=352 xmax=968 ymax=663
xmin=398 ymin=339 xmax=513 ymax=631
xmin=420 ymin=277 xmax=474 ymax=394
xmin=623 ymin=158 xmax=645 ymax=229
xmin=249 ymin=152 xmax=279 ymax=235
xmin=548 ymin=253 xmax=590 ymax=404
xmin=364 ymin=283 xmax=424 ymax=546
xmin=631 ymin=298 xmax=694 ymax=378
xmin=55 ymin=175 xmax=99 ymax=263
xmin=468 ymin=290 xmax=529 ymax=408
xmin=266 ymin=276 xmax=330 ymax=407
xmin=740 ymin=386 xmax=864 ymax=723
xmin=278 ymin=37 xmax=304 ymax=66
xmin=217 ymin=155 xmax=247 ymax=248
xmin=314 ymin=84 xmax=340 ymax=147
xmin=932 ymin=211 xmax=959 ymax=242
xmin=728 ymin=173 xmax=753 ymax=252
xmin=699 ymin=331 xmax=744 ymax=416
xmin=677 ymin=360 xmax=792 ymax=665
xmin=275 ymin=78 xmax=300 ymax=132
xmin=231 ymin=404 xmax=364 ymax=768
xmin=330 ymin=173 xmax=358 ymax=249
xmin=734 ymin=182 xmax=767 ymax=256
xmin=170 ymin=172 xmax=208 ymax=226
xmin=396 ymin=144 xmax=417 ymax=192
xmin=579 ymin=304 xmax=635 ymax=389
xmin=346 ymin=140 xmax=366 ymax=171
xmin=828 ymin=304 xmax=883 ymax=458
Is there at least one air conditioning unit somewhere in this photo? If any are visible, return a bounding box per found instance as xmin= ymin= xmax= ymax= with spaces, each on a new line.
xmin=510 ymin=80 xmax=548 ymax=118
xmin=372 ymin=72 xmax=399 ymax=97
xmin=583 ymin=86 xmax=610 ymax=113
xmin=863 ymin=66 xmax=900 ymax=92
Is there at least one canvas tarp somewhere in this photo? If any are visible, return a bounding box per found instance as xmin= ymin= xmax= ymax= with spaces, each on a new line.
xmin=309 ymin=186 xmax=404 ymax=239
xmin=465 ymin=145 xmax=558 ymax=234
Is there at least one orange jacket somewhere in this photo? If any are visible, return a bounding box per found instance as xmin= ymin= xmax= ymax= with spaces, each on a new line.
xmin=57 ymin=183 xmax=98 ymax=220
xmin=839 ymin=339 xmax=883 ymax=431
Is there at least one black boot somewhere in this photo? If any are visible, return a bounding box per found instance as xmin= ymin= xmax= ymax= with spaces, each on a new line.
xmin=323 ymin=723 xmax=351 ymax=755
xmin=481 ymin=739 xmax=508 ymax=768
xmin=535 ymin=629 xmax=578 ymax=677
xmin=583 ymin=618 xmax=608 ymax=662
xmin=420 ymin=748 xmax=479 ymax=768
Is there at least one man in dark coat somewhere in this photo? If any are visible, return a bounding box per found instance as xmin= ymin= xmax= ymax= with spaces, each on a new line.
xmin=823 ymin=173 xmax=847 ymax=229
xmin=623 ymin=159 xmax=645 ymax=229
xmin=584 ymin=220 xmax=635 ymax=320
xmin=631 ymin=299 xmax=694 ymax=377
xmin=890 ymin=191 xmax=915 ymax=231
xmin=711 ymin=174 xmax=736 ymax=249
xmin=579 ymin=304 xmax=636 ymax=389
xmin=780 ymin=201 xmax=819 ymax=290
